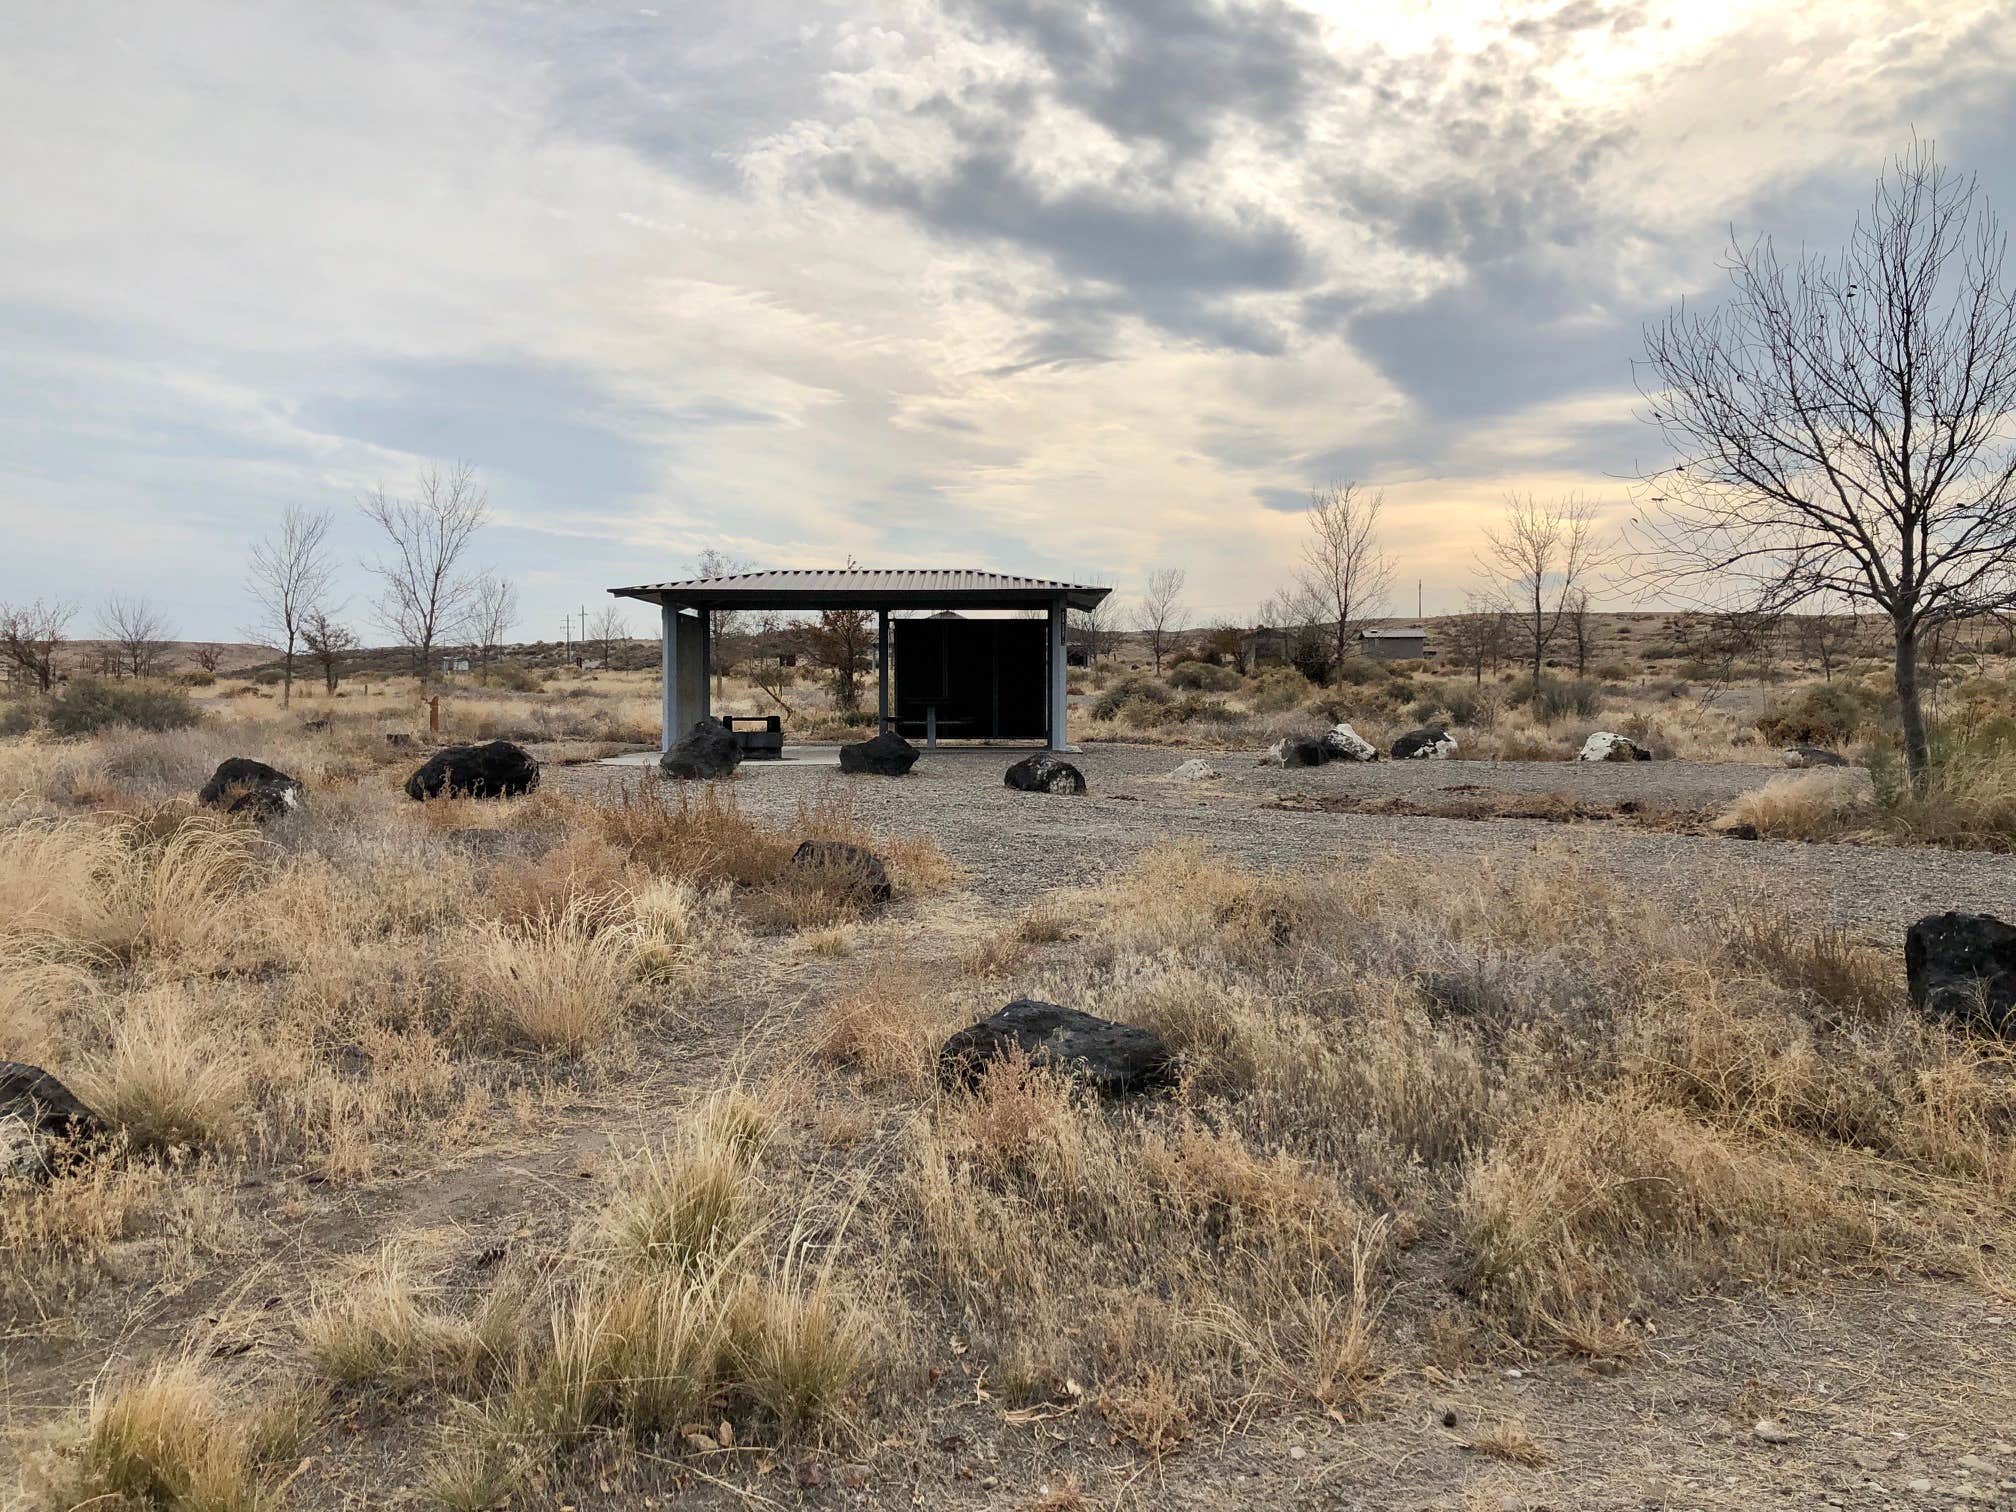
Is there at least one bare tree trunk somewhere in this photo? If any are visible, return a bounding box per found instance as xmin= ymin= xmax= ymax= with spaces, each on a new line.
xmin=1893 ymin=614 xmax=1931 ymax=786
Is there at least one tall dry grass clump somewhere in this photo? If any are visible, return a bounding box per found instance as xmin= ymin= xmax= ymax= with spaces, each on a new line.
xmin=449 ymin=896 xmax=651 ymax=1056
xmin=71 ymin=990 xmax=248 ymax=1152
xmin=413 ymin=1089 xmax=872 ymax=1500
xmin=21 ymin=1359 xmax=290 ymax=1512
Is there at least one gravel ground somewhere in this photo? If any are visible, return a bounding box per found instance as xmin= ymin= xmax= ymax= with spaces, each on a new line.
xmin=549 ymin=743 xmax=2016 ymax=941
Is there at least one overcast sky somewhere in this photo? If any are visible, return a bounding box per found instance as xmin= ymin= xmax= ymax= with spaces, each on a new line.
xmin=3 ymin=0 xmax=2013 ymax=642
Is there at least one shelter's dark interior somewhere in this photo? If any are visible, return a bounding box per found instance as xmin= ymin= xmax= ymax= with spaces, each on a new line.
xmin=893 ymin=618 xmax=1047 ymax=740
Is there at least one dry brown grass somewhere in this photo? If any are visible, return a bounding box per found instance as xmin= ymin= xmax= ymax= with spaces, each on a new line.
xmin=0 ymin=721 xmax=948 ymax=1350
xmin=1720 ymin=753 xmax=2016 ymax=852
xmin=10 ymin=684 xmax=2016 ymax=1500
xmin=20 ymin=1358 xmax=298 ymax=1512
xmin=1465 ymin=1416 xmax=1554 ymax=1467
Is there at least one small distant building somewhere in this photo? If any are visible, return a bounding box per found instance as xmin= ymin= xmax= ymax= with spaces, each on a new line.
xmin=1241 ymin=627 xmax=1295 ymax=667
xmin=441 ymin=655 xmax=472 ymax=674
xmin=1359 ymin=627 xmax=1427 ymax=661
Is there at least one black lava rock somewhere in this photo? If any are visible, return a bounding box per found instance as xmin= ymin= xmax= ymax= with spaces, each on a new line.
xmin=789 ymin=840 xmax=894 ymax=905
xmin=405 ymin=741 xmax=540 ymax=800
xmin=839 ymin=730 xmax=919 ymax=776
xmin=1 ymin=1062 xmax=106 ymax=1181
xmin=939 ymin=999 xmax=1174 ymax=1095
xmin=1391 ymin=727 xmax=1455 ymax=759
xmin=1907 ymin=912 xmax=2016 ymax=1035
xmin=1004 ymin=754 xmax=1086 ymax=795
xmin=198 ymin=757 xmax=305 ymax=820
xmin=659 ymin=717 xmax=743 ymax=780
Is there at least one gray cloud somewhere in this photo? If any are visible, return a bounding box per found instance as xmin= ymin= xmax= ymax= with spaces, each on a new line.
xmin=949 ymin=0 xmax=1340 ymax=163
xmin=816 ymin=141 xmax=1308 ymax=353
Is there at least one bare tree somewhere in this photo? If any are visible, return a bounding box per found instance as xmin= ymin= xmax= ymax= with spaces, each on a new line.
xmin=1632 ymin=138 xmax=2016 ymax=784
xmin=96 ymin=594 xmax=176 ymax=678
xmin=301 ymin=610 xmax=357 ymax=694
xmin=1791 ymin=607 xmax=1858 ymax=682
xmin=1135 ymin=567 xmax=1188 ymax=672
xmin=469 ymin=572 xmax=520 ymax=675
xmin=0 ymin=598 xmax=76 ymax=693
xmin=588 ymin=603 xmax=629 ymax=671
xmin=189 ymin=644 xmax=225 ymax=674
xmin=800 ymin=608 xmax=874 ymax=713
xmin=692 ymin=548 xmax=753 ymax=697
xmin=1441 ymin=600 xmax=1510 ymax=686
xmin=1299 ymin=482 xmax=1395 ymax=669
xmin=246 ymin=505 xmax=337 ymax=707
xmin=1564 ymin=591 xmax=1593 ymax=677
xmin=359 ymin=462 xmax=490 ymax=680
xmin=1072 ymin=594 xmax=1117 ymax=663
xmin=1478 ymin=493 xmax=1606 ymax=686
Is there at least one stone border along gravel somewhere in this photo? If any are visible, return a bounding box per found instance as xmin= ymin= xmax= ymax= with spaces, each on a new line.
xmin=545 ymin=744 xmax=2016 ymax=942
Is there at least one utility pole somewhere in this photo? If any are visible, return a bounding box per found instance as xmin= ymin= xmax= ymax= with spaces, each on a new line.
xmin=562 ymin=614 xmax=571 ymax=655
xmin=1417 ymin=580 xmax=1423 ymax=622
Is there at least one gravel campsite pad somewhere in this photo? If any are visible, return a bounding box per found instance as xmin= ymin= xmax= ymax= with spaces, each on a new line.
xmin=553 ymin=743 xmax=2016 ymax=938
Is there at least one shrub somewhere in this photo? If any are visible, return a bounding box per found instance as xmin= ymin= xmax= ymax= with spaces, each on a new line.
xmin=1167 ymin=663 xmax=1241 ymax=692
xmin=485 ymin=662 xmax=544 ymax=693
xmin=1092 ymin=679 xmax=1174 ymax=721
xmin=1247 ymin=668 xmax=1310 ymax=712
xmin=1330 ymin=658 xmax=1389 ymax=688
xmin=1411 ymin=681 xmax=1495 ymax=728
xmin=1169 ymin=695 xmax=1242 ymax=725
xmin=1756 ymin=684 xmax=1865 ymax=747
xmin=1290 ymin=644 xmax=1334 ymax=685
xmin=0 ymin=701 xmax=35 ymax=738
xmin=1515 ymin=677 xmax=1604 ymax=723
xmin=179 ymin=669 xmax=215 ymax=687
xmin=45 ymin=679 xmax=202 ymax=737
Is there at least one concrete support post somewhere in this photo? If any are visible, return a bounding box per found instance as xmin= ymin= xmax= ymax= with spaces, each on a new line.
xmin=697 ymin=610 xmax=712 ymax=723
xmin=1047 ymin=598 xmax=1070 ymax=751
xmin=660 ymin=604 xmax=679 ymax=753
xmin=877 ymin=609 xmax=891 ymax=734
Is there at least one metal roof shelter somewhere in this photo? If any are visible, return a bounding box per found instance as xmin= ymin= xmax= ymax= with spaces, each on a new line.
xmin=609 ymin=569 xmax=1112 ymax=755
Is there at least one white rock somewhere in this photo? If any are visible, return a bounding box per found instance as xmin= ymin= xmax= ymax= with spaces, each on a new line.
xmin=1323 ymin=723 xmax=1378 ymax=762
xmin=1753 ymin=1419 xmax=1795 ymax=1444
xmin=0 ymin=1113 xmax=49 ymax=1182
xmin=1579 ymin=731 xmax=1648 ymax=763
xmin=1167 ymin=759 xmax=1220 ymax=781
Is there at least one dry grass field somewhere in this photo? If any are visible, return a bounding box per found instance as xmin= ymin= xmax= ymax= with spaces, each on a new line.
xmin=5 ymin=644 xmax=2016 ymax=1510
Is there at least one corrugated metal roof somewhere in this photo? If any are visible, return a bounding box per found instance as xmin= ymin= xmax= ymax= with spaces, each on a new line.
xmin=610 ymin=568 xmax=1111 ymax=611
xmin=1360 ymin=626 xmax=1427 ymax=638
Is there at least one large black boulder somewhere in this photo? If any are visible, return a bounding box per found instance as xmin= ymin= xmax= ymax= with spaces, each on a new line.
xmin=659 ymin=717 xmax=743 ymax=780
xmin=1 ymin=1062 xmax=106 ymax=1181
xmin=405 ymin=741 xmax=541 ymax=801
xmin=939 ymin=999 xmax=1174 ymax=1095
xmin=790 ymin=840 xmax=893 ymax=905
xmin=839 ymin=730 xmax=918 ymax=776
xmin=1907 ymin=912 xmax=2016 ymax=1035
xmin=1391 ymin=727 xmax=1456 ymax=760
xmin=198 ymin=757 xmax=305 ymax=820
xmin=1005 ymin=754 xmax=1085 ymax=795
